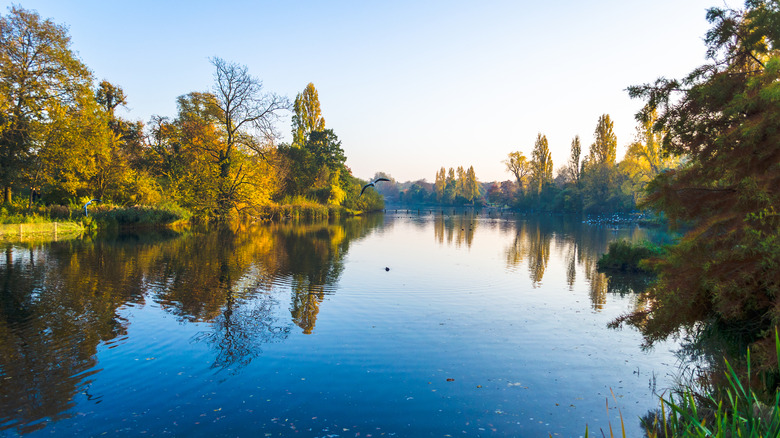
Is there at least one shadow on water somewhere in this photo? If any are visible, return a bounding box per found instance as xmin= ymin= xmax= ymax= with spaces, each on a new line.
xmin=0 ymin=215 xmax=383 ymax=434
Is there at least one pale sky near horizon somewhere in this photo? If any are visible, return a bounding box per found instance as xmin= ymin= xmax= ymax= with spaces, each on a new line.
xmin=3 ymin=0 xmax=728 ymax=183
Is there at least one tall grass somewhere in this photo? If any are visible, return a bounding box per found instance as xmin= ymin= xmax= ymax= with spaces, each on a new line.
xmin=589 ymin=331 xmax=780 ymax=437
xmin=643 ymin=333 xmax=780 ymax=438
xmin=255 ymin=196 xmax=355 ymax=221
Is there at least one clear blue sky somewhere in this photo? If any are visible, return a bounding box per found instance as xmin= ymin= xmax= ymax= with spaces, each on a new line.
xmin=3 ymin=0 xmax=727 ymax=182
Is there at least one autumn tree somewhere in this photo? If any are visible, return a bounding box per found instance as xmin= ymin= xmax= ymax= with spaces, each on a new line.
xmin=580 ymin=114 xmax=628 ymax=212
xmin=620 ymin=109 xmax=678 ymax=203
xmin=0 ymin=6 xmax=92 ymax=203
xmin=530 ymin=133 xmax=553 ymax=195
xmin=464 ymin=166 xmax=480 ymax=202
xmin=616 ymin=0 xmax=780 ymax=372
xmin=180 ymin=57 xmax=288 ymax=218
xmin=504 ymin=151 xmax=531 ymax=192
xmin=291 ymin=83 xmax=325 ymax=148
xmin=588 ymin=114 xmax=617 ymax=165
xmin=434 ymin=167 xmax=446 ymax=202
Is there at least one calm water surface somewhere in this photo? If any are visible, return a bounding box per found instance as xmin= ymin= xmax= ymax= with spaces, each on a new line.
xmin=0 ymin=213 xmax=680 ymax=437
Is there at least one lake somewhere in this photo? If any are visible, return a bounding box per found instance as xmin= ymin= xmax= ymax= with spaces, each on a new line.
xmin=0 ymin=212 xmax=680 ymax=437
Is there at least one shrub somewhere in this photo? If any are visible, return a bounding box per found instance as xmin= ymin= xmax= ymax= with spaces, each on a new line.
xmin=597 ymin=239 xmax=664 ymax=273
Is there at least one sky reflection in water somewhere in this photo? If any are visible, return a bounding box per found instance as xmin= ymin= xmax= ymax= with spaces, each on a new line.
xmin=0 ymin=213 xmax=679 ymax=437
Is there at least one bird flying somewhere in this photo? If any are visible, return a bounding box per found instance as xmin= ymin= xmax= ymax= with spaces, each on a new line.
xmin=83 ymin=198 xmax=101 ymax=217
xmin=360 ymin=177 xmax=390 ymax=196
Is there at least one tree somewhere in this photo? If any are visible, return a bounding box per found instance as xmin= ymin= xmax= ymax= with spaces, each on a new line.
xmin=617 ymin=0 xmax=780 ymax=371
xmin=620 ymin=109 xmax=678 ymax=203
xmin=95 ymin=80 xmax=127 ymax=117
xmin=444 ymin=167 xmax=456 ymax=204
xmin=434 ymin=167 xmax=446 ymax=202
xmin=504 ymin=151 xmax=531 ymax=191
xmin=291 ymin=83 xmax=325 ymax=148
xmin=464 ymin=166 xmax=480 ymax=202
xmin=304 ymin=129 xmax=346 ymax=204
xmin=588 ymin=114 xmax=617 ymax=165
xmin=580 ymin=115 xmax=624 ymax=212
xmin=566 ymin=136 xmax=582 ymax=184
xmin=207 ymin=57 xmax=288 ymax=217
xmin=0 ymin=6 xmax=92 ymax=203
xmin=455 ymin=166 xmax=466 ymax=200
xmin=530 ymin=133 xmax=553 ymax=195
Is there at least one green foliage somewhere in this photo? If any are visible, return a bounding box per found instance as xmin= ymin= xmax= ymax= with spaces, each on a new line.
xmin=597 ymin=239 xmax=664 ymax=273
xmin=425 ymin=165 xmax=483 ymax=206
xmin=89 ymin=204 xmax=190 ymax=227
xmin=531 ymin=133 xmax=553 ymax=195
xmin=618 ymin=0 xmax=780 ymax=372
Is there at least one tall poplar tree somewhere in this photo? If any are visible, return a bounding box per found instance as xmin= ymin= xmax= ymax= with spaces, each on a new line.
xmin=588 ymin=114 xmax=617 ymax=165
xmin=434 ymin=167 xmax=446 ymax=202
xmin=567 ymin=136 xmax=582 ymax=184
xmin=530 ymin=133 xmax=553 ymax=195
xmin=291 ymin=83 xmax=325 ymax=148
xmin=465 ymin=166 xmax=480 ymax=202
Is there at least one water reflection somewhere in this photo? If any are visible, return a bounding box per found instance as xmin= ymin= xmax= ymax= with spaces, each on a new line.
xmin=499 ymin=216 xmax=658 ymax=308
xmin=0 ymin=236 xmax=152 ymax=433
xmin=434 ymin=214 xmax=476 ymax=248
xmin=0 ymin=213 xmax=664 ymax=435
xmin=0 ymin=216 xmax=383 ymax=434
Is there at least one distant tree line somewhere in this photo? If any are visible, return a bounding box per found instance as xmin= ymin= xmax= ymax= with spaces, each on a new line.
xmin=0 ymin=6 xmax=383 ymax=221
xmin=374 ymin=113 xmax=678 ymax=212
xmin=492 ymin=113 xmax=679 ymax=214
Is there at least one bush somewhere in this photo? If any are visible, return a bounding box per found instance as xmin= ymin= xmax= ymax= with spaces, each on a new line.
xmin=90 ymin=204 xmax=190 ymax=227
xmin=597 ymin=239 xmax=664 ymax=273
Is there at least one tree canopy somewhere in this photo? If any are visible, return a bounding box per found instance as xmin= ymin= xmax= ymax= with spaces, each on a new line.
xmin=618 ymin=0 xmax=780 ymax=370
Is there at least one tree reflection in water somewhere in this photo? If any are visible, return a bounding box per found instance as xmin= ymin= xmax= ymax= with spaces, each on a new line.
xmin=500 ymin=216 xmax=658 ymax=309
xmin=0 ymin=236 xmax=153 ymax=434
xmin=0 ymin=216 xmax=383 ymax=434
xmin=0 ymin=213 xmax=660 ymax=435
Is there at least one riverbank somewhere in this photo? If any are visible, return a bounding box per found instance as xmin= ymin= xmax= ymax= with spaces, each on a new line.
xmin=0 ymin=221 xmax=84 ymax=242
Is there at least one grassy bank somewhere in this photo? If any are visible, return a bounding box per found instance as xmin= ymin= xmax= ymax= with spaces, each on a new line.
xmin=0 ymin=221 xmax=84 ymax=242
xmin=0 ymin=198 xmax=371 ymax=241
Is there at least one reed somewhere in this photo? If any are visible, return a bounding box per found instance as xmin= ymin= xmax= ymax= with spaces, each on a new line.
xmin=586 ymin=331 xmax=780 ymax=437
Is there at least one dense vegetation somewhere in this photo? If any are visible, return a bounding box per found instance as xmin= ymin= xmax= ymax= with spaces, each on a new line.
xmin=611 ymin=0 xmax=780 ymax=375
xmin=0 ymin=7 xmax=383 ymax=225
